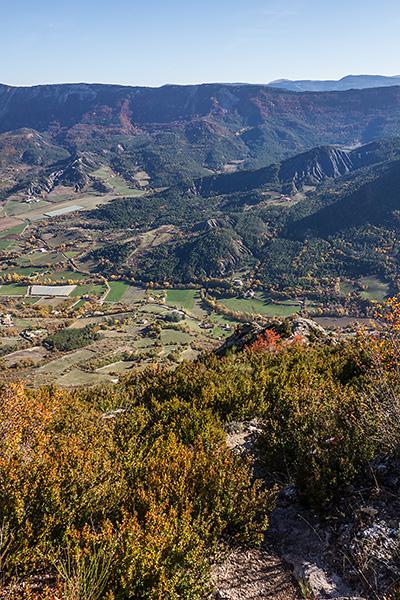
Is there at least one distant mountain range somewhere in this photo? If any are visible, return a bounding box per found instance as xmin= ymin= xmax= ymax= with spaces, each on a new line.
xmin=2 ymin=82 xmax=400 ymax=187
xmin=267 ymin=74 xmax=400 ymax=92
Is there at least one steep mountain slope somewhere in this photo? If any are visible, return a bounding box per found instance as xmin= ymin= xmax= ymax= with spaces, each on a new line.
xmin=290 ymin=159 xmax=400 ymax=237
xmin=0 ymin=128 xmax=69 ymax=167
xmin=139 ymin=138 xmax=400 ymax=200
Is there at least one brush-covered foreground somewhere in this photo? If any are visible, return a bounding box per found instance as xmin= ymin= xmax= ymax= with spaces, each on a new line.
xmin=1 ymin=304 xmax=400 ymax=599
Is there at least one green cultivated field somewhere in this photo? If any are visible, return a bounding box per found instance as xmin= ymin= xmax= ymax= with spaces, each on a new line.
xmin=13 ymin=318 xmax=34 ymax=327
xmin=20 ymin=297 xmax=41 ymax=304
xmin=165 ymin=289 xmax=197 ymax=309
xmin=0 ymin=223 xmax=26 ymax=237
xmin=0 ymin=266 xmax=42 ymax=277
xmin=91 ymin=166 xmax=112 ymax=179
xmin=218 ymin=294 xmax=299 ymax=318
xmin=105 ymin=281 xmax=130 ymax=302
xmin=111 ymin=177 xmax=144 ymax=196
xmin=29 ymin=251 xmax=64 ymax=266
xmin=37 ymin=270 xmax=87 ymax=282
xmin=160 ymin=330 xmax=193 ymax=344
xmin=0 ymin=284 xmax=28 ymax=296
xmin=0 ymin=200 xmax=49 ymax=217
xmin=70 ymin=283 xmax=107 ymax=298
xmin=359 ymin=276 xmax=390 ymax=302
xmin=37 ymin=349 xmax=95 ymax=374
xmin=97 ymin=361 xmax=135 ymax=374
xmin=0 ymin=240 xmax=13 ymax=251
xmin=55 ymin=368 xmax=112 ymax=387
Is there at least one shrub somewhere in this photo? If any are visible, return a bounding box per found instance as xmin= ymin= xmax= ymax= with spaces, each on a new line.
xmin=0 ymin=381 xmax=274 ymax=598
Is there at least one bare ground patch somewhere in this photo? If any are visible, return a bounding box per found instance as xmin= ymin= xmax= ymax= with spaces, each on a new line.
xmin=211 ymin=547 xmax=302 ymax=600
xmin=0 ymin=216 xmax=24 ymax=232
xmin=68 ymin=316 xmax=105 ymax=329
xmin=34 ymin=297 xmax=67 ymax=307
xmin=122 ymin=285 xmax=146 ymax=301
xmin=2 ymin=346 xmax=49 ymax=366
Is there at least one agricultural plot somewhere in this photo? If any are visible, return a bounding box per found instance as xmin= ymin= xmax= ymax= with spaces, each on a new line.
xmin=70 ymin=283 xmax=107 ymax=298
xmin=164 ymin=289 xmax=196 ymax=309
xmin=0 ymin=337 xmax=21 ymax=348
xmin=359 ymin=276 xmax=390 ymax=302
xmin=0 ymin=222 xmax=26 ymax=236
xmin=0 ymin=284 xmax=28 ymax=296
xmin=37 ymin=270 xmax=87 ymax=282
xmin=105 ymin=281 xmax=130 ymax=302
xmin=122 ymin=285 xmax=146 ymax=301
xmin=13 ymin=318 xmax=35 ymax=327
xmin=97 ymin=361 xmax=135 ymax=374
xmin=0 ymin=217 xmax=25 ymax=233
xmin=19 ymin=297 xmax=40 ymax=305
xmin=183 ymin=319 xmax=203 ymax=333
xmin=1 ymin=199 xmax=50 ymax=217
xmin=180 ymin=348 xmax=200 ymax=361
xmin=91 ymin=166 xmax=113 ymax=179
xmin=37 ymin=349 xmax=96 ymax=374
xmin=158 ymin=344 xmax=179 ymax=357
xmin=160 ymin=330 xmax=193 ymax=344
xmin=218 ymin=295 xmax=300 ymax=318
xmin=68 ymin=316 xmax=105 ymax=329
xmin=2 ymin=346 xmax=49 ymax=367
xmin=210 ymin=314 xmax=236 ymax=327
xmin=110 ymin=177 xmax=143 ymax=196
xmin=190 ymin=295 xmax=209 ymax=319
xmin=29 ymin=251 xmax=64 ymax=266
xmin=141 ymin=304 xmax=171 ymax=316
xmin=55 ymin=368 xmax=113 ymax=387
xmin=34 ymin=297 xmax=66 ymax=307
xmin=0 ymin=266 xmax=42 ymax=277
xmin=133 ymin=337 xmax=155 ymax=348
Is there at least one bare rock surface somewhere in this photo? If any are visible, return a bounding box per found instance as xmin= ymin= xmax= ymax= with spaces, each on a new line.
xmin=267 ymin=493 xmax=364 ymax=599
xmin=211 ymin=547 xmax=303 ymax=600
xmin=212 ymin=421 xmax=368 ymax=600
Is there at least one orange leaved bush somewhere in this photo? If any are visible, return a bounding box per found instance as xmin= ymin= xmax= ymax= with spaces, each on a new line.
xmin=0 ymin=380 xmax=274 ymax=600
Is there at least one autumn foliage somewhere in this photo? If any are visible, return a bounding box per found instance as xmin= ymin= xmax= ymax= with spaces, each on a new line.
xmin=1 ymin=309 xmax=397 ymax=597
xmin=0 ymin=379 xmax=274 ymax=599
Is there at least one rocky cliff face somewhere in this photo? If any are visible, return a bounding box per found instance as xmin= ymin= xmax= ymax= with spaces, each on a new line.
xmin=1 ymin=83 xmax=400 ymax=159
xmin=279 ymin=147 xmax=353 ymax=184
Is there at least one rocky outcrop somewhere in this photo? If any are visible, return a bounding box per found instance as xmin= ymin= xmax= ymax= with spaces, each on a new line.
xmin=215 ymin=322 xmax=263 ymax=356
xmin=215 ymin=317 xmax=329 ymax=357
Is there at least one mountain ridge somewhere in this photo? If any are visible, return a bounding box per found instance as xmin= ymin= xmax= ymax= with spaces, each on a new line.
xmin=2 ymin=82 xmax=400 ymax=186
xmin=267 ymin=74 xmax=400 ymax=92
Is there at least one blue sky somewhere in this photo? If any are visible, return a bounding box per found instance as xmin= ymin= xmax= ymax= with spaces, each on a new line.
xmin=2 ymin=0 xmax=400 ymax=87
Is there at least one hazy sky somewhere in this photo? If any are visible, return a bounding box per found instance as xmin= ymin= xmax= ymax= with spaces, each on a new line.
xmin=2 ymin=0 xmax=400 ymax=87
